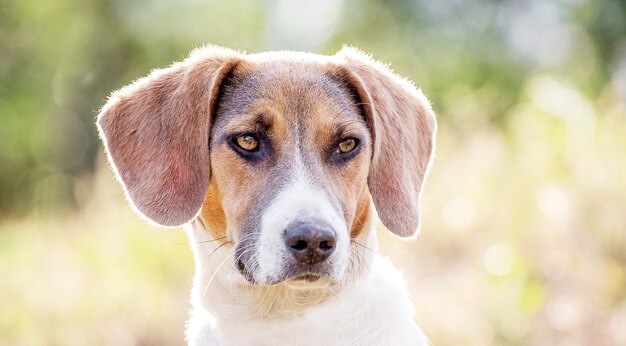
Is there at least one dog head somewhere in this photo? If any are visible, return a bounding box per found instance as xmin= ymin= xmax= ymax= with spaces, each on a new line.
xmin=97 ymin=45 xmax=436 ymax=286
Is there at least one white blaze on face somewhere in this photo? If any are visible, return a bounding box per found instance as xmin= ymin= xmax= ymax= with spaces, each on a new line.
xmin=255 ymin=168 xmax=349 ymax=283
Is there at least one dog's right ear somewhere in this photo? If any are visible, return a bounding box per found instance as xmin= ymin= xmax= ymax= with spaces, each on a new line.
xmin=335 ymin=47 xmax=437 ymax=238
xmin=97 ymin=46 xmax=241 ymax=227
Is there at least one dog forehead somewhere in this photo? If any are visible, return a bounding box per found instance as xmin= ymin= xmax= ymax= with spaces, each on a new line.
xmin=216 ymin=57 xmax=358 ymax=125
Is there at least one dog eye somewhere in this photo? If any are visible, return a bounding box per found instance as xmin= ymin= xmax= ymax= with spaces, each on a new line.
xmin=338 ymin=138 xmax=358 ymax=153
xmin=235 ymin=134 xmax=259 ymax=152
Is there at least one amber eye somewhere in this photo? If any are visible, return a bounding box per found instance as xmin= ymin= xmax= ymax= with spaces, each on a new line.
xmin=235 ymin=135 xmax=259 ymax=151
xmin=338 ymin=138 xmax=357 ymax=153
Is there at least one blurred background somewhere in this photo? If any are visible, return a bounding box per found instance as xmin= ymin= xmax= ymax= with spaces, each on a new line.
xmin=1 ymin=0 xmax=625 ymax=345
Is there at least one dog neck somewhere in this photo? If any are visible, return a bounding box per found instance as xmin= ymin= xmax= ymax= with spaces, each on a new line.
xmin=185 ymin=208 xmax=378 ymax=322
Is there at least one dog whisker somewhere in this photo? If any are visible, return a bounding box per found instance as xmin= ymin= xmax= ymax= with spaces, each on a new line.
xmin=198 ymin=241 xmax=230 ymax=273
xmin=203 ymin=250 xmax=235 ymax=296
xmin=351 ymin=239 xmax=378 ymax=254
xmin=203 ymin=246 xmax=257 ymax=295
xmin=192 ymin=236 xmax=228 ymax=245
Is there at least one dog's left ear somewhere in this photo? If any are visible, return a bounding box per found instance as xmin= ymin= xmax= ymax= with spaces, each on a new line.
xmin=335 ymin=47 xmax=437 ymax=237
xmin=97 ymin=46 xmax=241 ymax=227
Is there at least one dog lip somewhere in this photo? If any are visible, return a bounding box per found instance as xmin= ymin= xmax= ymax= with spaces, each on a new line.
xmin=293 ymin=273 xmax=321 ymax=282
xmin=236 ymin=259 xmax=257 ymax=284
xmin=282 ymin=265 xmax=334 ymax=282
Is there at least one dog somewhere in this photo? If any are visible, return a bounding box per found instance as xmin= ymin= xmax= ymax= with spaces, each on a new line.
xmin=97 ymin=45 xmax=436 ymax=345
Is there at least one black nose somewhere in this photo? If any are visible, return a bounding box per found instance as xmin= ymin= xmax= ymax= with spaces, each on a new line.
xmin=284 ymin=223 xmax=336 ymax=265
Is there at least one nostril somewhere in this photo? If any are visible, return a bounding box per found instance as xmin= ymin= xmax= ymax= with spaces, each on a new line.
xmin=290 ymin=239 xmax=308 ymax=251
xmin=319 ymin=240 xmax=334 ymax=252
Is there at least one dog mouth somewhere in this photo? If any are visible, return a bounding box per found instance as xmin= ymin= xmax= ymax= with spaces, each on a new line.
xmin=233 ymin=236 xmax=340 ymax=286
xmin=292 ymin=273 xmax=322 ymax=282
xmin=236 ymin=258 xmax=335 ymax=286
xmin=281 ymin=264 xmax=335 ymax=282
xmin=236 ymin=258 xmax=258 ymax=284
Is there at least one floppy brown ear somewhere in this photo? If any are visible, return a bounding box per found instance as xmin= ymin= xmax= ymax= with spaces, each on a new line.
xmin=335 ymin=47 xmax=437 ymax=237
xmin=97 ymin=46 xmax=241 ymax=227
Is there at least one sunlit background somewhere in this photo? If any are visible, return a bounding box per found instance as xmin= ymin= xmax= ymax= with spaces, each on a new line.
xmin=1 ymin=0 xmax=625 ymax=345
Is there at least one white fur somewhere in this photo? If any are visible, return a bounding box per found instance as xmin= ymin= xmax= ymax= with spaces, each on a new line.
xmin=185 ymin=215 xmax=429 ymax=346
xmin=256 ymin=169 xmax=349 ymax=283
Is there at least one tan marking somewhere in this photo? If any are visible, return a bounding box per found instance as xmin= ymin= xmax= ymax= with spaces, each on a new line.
xmin=350 ymin=190 xmax=371 ymax=238
xmin=199 ymin=180 xmax=227 ymax=240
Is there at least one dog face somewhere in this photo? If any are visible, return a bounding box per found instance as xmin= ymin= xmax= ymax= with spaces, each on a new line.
xmin=204 ymin=60 xmax=372 ymax=284
xmin=97 ymin=46 xmax=436 ymax=287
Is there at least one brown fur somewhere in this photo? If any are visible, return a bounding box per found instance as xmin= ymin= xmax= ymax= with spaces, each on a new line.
xmin=350 ymin=191 xmax=371 ymax=238
xmin=199 ymin=181 xmax=227 ymax=240
xmin=97 ymin=45 xmax=436 ymax=239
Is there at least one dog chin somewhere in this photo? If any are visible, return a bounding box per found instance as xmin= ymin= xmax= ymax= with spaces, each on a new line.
xmin=284 ymin=274 xmax=332 ymax=290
